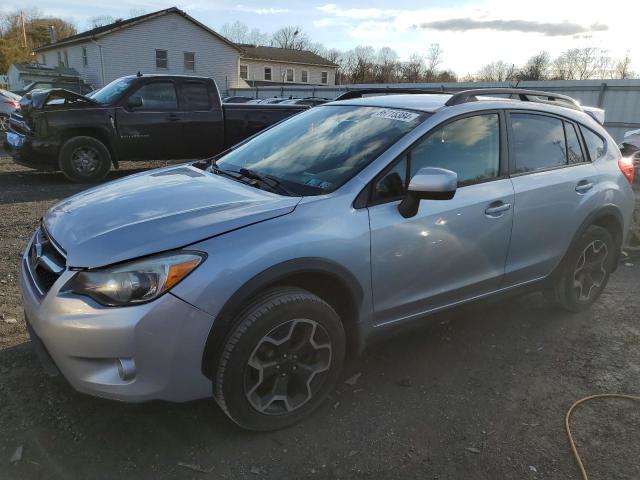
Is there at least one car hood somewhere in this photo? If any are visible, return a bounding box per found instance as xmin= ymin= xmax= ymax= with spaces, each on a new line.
xmin=44 ymin=165 xmax=301 ymax=268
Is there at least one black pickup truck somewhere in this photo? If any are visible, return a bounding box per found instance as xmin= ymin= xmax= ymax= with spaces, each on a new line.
xmin=4 ymin=74 xmax=307 ymax=182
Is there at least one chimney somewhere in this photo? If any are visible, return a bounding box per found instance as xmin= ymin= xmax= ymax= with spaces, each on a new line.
xmin=48 ymin=25 xmax=57 ymax=44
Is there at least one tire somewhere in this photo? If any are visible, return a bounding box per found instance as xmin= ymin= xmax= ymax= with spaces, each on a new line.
xmin=59 ymin=136 xmax=111 ymax=183
xmin=545 ymin=225 xmax=616 ymax=312
xmin=0 ymin=114 xmax=9 ymax=133
xmin=214 ymin=287 xmax=346 ymax=431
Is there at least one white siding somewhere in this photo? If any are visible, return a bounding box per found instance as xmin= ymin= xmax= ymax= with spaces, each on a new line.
xmin=241 ymin=59 xmax=336 ymax=86
xmin=39 ymin=12 xmax=242 ymax=92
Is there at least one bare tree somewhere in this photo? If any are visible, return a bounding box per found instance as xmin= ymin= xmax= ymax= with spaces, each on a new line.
xmin=219 ymin=21 xmax=269 ymax=45
xmin=376 ymin=46 xmax=399 ymax=83
xmin=518 ymin=51 xmax=550 ymax=80
xmin=424 ymin=43 xmax=442 ymax=81
xmin=476 ymin=61 xmax=516 ymax=82
xmin=270 ymin=25 xmax=310 ymax=50
xmin=402 ymin=52 xmax=425 ymax=83
xmin=89 ymin=15 xmax=116 ymax=28
xmin=615 ymin=51 xmax=634 ymax=79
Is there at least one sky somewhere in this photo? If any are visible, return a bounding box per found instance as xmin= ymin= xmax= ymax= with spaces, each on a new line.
xmin=3 ymin=0 xmax=638 ymax=75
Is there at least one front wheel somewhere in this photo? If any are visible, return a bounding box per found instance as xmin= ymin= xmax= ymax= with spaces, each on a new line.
xmin=544 ymin=225 xmax=616 ymax=312
xmin=214 ymin=287 xmax=346 ymax=431
xmin=59 ymin=136 xmax=111 ymax=183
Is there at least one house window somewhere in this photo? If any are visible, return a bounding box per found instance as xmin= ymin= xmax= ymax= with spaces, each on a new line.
xmin=264 ymin=67 xmax=272 ymax=81
xmin=64 ymin=51 xmax=69 ymax=67
xmin=240 ymin=64 xmax=248 ymax=80
xmin=321 ymin=71 xmax=328 ymax=84
xmin=156 ymin=49 xmax=168 ymax=69
xmin=286 ymin=68 xmax=294 ymax=82
xmin=57 ymin=51 xmax=62 ymax=66
xmin=82 ymin=47 xmax=88 ymax=67
xmin=184 ymin=52 xmax=195 ymax=72
xmin=40 ymin=54 xmax=46 ymax=65
xmin=301 ymin=70 xmax=308 ymax=83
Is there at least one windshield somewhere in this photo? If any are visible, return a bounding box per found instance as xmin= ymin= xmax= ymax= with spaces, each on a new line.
xmin=90 ymin=77 xmax=137 ymax=104
xmin=216 ymin=105 xmax=427 ymax=195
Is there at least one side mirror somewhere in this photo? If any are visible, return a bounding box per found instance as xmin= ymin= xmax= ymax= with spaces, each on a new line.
xmin=126 ymin=96 xmax=144 ymax=109
xmin=398 ymin=167 xmax=458 ymax=218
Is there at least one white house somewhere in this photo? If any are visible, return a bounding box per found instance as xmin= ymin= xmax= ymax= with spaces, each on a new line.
xmin=33 ymin=8 xmax=244 ymax=92
xmin=33 ymin=7 xmax=338 ymax=94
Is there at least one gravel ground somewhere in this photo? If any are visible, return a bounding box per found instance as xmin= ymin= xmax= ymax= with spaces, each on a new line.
xmin=1 ymin=150 xmax=640 ymax=479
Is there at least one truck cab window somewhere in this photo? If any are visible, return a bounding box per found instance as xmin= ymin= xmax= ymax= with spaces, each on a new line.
xmin=129 ymin=82 xmax=178 ymax=110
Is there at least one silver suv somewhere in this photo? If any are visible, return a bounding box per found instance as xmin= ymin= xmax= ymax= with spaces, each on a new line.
xmin=20 ymin=89 xmax=635 ymax=430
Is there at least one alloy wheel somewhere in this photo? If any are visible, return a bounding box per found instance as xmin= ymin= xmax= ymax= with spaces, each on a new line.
xmin=573 ymin=240 xmax=609 ymax=301
xmin=70 ymin=146 xmax=100 ymax=175
xmin=244 ymin=318 xmax=332 ymax=415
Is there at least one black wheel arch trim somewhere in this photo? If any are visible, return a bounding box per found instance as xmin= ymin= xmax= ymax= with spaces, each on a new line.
xmin=201 ymin=257 xmax=365 ymax=379
xmin=549 ymin=205 xmax=625 ymax=282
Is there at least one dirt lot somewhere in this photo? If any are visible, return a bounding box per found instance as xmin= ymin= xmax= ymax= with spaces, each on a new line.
xmin=1 ymin=150 xmax=640 ymax=479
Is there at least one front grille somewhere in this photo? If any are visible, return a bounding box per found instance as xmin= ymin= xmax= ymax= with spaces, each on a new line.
xmin=9 ymin=111 xmax=31 ymax=135
xmin=25 ymin=225 xmax=67 ymax=295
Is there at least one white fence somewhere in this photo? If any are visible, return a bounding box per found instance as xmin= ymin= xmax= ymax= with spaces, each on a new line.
xmin=227 ymin=79 xmax=640 ymax=142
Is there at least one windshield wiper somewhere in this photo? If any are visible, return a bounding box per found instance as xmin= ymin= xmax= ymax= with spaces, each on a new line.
xmin=237 ymin=168 xmax=299 ymax=196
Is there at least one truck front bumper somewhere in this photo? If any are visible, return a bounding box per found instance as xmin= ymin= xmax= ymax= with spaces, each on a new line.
xmin=4 ymin=131 xmax=59 ymax=170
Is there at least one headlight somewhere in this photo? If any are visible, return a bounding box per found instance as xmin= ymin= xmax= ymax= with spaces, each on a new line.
xmin=70 ymin=251 xmax=205 ymax=306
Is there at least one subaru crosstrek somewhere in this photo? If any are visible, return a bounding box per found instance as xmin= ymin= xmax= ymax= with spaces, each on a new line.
xmin=20 ymin=89 xmax=635 ymax=430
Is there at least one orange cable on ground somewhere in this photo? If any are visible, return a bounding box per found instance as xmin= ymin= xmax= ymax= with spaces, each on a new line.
xmin=566 ymin=394 xmax=640 ymax=480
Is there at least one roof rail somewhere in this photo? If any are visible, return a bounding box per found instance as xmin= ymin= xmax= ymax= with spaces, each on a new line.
xmin=444 ymin=88 xmax=582 ymax=111
xmin=335 ymin=87 xmax=449 ymax=101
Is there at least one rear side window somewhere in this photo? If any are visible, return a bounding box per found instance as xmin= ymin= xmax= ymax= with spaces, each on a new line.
xmin=580 ymin=126 xmax=606 ymax=161
xmin=565 ymin=122 xmax=585 ymax=164
xmin=510 ymin=113 xmax=566 ymax=173
xmin=131 ymin=82 xmax=178 ymax=110
xmin=181 ymin=82 xmax=211 ymax=111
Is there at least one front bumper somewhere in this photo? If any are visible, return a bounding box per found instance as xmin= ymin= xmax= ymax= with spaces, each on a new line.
xmin=19 ymin=241 xmax=215 ymax=403
xmin=3 ymin=131 xmax=59 ymax=170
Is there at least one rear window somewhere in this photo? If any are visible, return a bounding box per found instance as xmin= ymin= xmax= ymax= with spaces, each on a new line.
xmin=181 ymin=82 xmax=211 ymax=111
xmin=511 ymin=113 xmax=566 ymax=173
xmin=580 ymin=126 xmax=606 ymax=161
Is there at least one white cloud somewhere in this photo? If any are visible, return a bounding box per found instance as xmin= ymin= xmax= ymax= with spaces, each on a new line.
xmin=316 ymin=4 xmax=401 ymax=20
xmin=235 ymin=4 xmax=288 ymax=15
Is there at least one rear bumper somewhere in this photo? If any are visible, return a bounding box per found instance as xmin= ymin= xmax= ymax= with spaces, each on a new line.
xmin=19 ymin=241 xmax=215 ymax=403
xmin=3 ymin=131 xmax=59 ymax=170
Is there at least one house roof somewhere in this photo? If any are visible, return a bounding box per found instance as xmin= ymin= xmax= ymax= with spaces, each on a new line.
xmin=238 ymin=44 xmax=337 ymax=68
xmin=34 ymin=7 xmax=243 ymax=53
xmin=11 ymin=62 xmax=80 ymax=78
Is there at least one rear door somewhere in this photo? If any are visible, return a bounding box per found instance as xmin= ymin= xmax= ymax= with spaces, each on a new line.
xmin=115 ymin=80 xmax=182 ymax=160
xmin=178 ymin=79 xmax=224 ymax=158
xmin=503 ymin=111 xmax=601 ymax=286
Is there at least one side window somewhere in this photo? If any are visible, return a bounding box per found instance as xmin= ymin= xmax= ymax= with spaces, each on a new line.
xmin=410 ymin=114 xmax=500 ymax=186
xmin=155 ymin=49 xmax=168 ymax=70
xmin=565 ymin=122 xmax=585 ymax=164
xmin=510 ymin=113 xmax=566 ymax=173
xmin=130 ymin=82 xmax=178 ymax=110
xmin=181 ymin=82 xmax=210 ymax=111
xmin=580 ymin=126 xmax=606 ymax=161
xmin=373 ymin=156 xmax=408 ymax=201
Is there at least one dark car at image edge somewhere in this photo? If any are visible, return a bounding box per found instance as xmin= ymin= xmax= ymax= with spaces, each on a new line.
xmin=3 ymin=74 xmax=307 ymax=182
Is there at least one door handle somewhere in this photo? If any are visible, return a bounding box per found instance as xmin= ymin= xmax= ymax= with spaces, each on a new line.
xmin=167 ymin=114 xmax=181 ymax=122
xmin=485 ymin=202 xmax=512 ymax=217
xmin=575 ymin=181 xmax=593 ymax=194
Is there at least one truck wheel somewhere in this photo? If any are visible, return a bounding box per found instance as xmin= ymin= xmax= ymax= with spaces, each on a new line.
xmin=544 ymin=225 xmax=616 ymax=312
xmin=214 ymin=287 xmax=345 ymax=431
xmin=59 ymin=136 xmax=111 ymax=183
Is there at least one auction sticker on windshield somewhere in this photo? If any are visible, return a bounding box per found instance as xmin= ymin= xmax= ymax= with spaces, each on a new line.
xmin=371 ymin=109 xmax=420 ymax=122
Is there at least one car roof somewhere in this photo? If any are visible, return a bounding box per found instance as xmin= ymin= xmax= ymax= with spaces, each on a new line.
xmin=328 ymin=93 xmax=600 ymax=127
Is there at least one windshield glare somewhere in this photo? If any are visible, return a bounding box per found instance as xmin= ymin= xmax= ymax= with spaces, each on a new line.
xmin=217 ymin=105 xmax=426 ymax=195
xmin=90 ymin=77 xmax=137 ymax=104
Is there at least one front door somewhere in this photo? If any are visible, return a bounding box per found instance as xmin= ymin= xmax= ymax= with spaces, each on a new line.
xmin=368 ymin=112 xmax=515 ymax=326
xmin=115 ymin=80 xmax=182 ymax=160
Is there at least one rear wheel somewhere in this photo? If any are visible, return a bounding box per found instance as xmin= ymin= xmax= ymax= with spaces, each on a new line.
xmin=545 ymin=225 xmax=616 ymax=312
xmin=214 ymin=287 xmax=345 ymax=431
xmin=59 ymin=136 xmax=111 ymax=183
